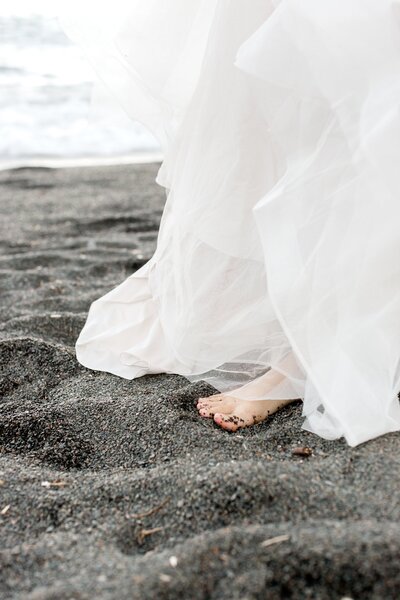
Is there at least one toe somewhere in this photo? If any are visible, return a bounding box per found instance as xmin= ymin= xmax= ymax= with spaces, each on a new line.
xmin=197 ymin=395 xmax=234 ymax=413
xmin=197 ymin=394 xmax=223 ymax=407
xmin=199 ymin=398 xmax=236 ymax=414
xmin=213 ymin=412 xmax=245 ymax=432
xmin=196 ymin=399 xmax=209 ymax=409
xmin=197 ymin=401 xmax=220 ymax=418
xmin=196 ymin=400 xmax=207 ymax=410
xmin=197 ymin=396 xmax=239 ymax=421
xmin=198 ymin=406 xmax=214 ymax=418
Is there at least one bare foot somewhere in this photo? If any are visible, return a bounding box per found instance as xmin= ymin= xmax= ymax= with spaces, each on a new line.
xmin=196 ymin=368 xmax=297 ymax=432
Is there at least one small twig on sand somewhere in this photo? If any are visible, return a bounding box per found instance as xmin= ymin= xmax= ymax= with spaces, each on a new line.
xmin=260 ymin=534 xmax=290 ymax=548
xmin=128 ymin=497 xmax=170 ymax=519
xmin=41 ymin=480 xmax=69 ymax=489
xmin=137 ymin=527 xmax=165 ymax=545
xmin=292 ymin=446 xmax=313 ymax=457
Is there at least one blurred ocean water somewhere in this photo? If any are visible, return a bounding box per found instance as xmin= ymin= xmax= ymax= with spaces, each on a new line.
xmin=0 ymin=10 xmax=161 ymax=167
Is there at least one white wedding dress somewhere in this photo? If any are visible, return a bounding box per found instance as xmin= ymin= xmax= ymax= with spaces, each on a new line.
xmin=61 ymin=0 xmax=400 ymax=446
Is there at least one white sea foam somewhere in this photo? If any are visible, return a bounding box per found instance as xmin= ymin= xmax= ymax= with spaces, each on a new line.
xmin=0 ymin=153 xmax=164 ymax=171
xmin=0 ymin=10 xmax=161 ymax=166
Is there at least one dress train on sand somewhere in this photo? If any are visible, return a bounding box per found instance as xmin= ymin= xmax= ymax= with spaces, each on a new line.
xmin=61 ymin=0 xmax=400 ymax=446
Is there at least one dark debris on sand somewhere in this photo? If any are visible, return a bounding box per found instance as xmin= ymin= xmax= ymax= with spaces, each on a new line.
xmin=0 ymin=164 xmax=399 ymax=600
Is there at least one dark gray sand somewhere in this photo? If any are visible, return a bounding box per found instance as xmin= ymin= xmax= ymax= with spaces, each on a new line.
xmin=0 ymin=163 xmax=399 ymax=600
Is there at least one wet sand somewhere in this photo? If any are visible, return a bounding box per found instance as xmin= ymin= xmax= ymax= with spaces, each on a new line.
xmin=0 ymin=163 xmax=399 ymax=599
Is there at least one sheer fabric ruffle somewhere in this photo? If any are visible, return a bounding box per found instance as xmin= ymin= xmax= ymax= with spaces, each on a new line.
xmin=61 ymin=0 xmax=400 ymax=446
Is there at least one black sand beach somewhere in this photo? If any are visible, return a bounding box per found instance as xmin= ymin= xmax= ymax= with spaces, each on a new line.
xmin=1 ymin=163 xmax=399 ymax=599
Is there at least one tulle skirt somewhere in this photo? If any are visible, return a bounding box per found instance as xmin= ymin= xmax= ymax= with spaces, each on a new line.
xmin=60 ymin=0 xmax=400 ymax=446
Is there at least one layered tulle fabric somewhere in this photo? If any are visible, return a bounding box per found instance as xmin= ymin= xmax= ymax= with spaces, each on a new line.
xmin=61 ymin=0 xmax=400 ymax=446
